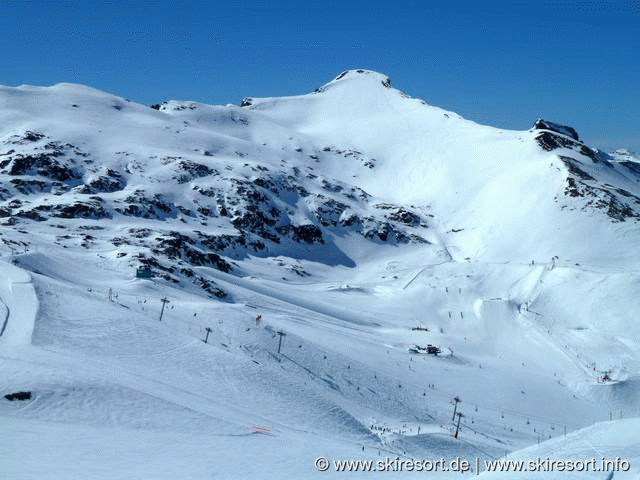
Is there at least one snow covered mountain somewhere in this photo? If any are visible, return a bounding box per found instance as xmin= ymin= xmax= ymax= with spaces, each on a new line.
xmin=612 ymin=148 xmax=640 ymax=164
xmin=1 ymin=70 xmax=639 ymax=478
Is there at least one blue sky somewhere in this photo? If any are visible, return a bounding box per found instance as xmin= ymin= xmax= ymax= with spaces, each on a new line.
xmin=2 ymin=0 xmax=639 ymax=151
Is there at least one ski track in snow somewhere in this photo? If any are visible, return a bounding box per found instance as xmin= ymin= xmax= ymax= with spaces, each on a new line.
xmin=0 ymin=260 xmax=38 ymax=345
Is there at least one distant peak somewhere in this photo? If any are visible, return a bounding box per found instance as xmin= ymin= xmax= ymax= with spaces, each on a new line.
xmin=532 ymin=119 xmax=580 ymax=142
xmin=611 ymin=149 xmax=640 ymax=163
xmin=313 ymin=69 xmax=392 ymax=93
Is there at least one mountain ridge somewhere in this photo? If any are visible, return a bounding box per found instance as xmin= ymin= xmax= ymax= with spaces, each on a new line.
xmin=2 ymin=71 xmax=640 ymax=286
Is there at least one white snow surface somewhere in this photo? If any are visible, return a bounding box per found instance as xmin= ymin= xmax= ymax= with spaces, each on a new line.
xmin=0 ymin=260 xmax=37 ymax=345
xmin=0 ymin=70 xmax=639 ymax=478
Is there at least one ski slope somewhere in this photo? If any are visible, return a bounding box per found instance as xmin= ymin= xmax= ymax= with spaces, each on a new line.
xmin=2 ymin=245 xmax=637 ymax=479
xmin=0 ymin=260 xmax=38 ymax=345
xmin=479 ymin=419 xmax=640 ymax=479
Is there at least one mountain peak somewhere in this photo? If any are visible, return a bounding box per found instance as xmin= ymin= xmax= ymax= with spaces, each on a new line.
xmin=532 ymin=118 xmax=580 ymax=141
xmin=314 ymin=69 xmax=392 ymax=94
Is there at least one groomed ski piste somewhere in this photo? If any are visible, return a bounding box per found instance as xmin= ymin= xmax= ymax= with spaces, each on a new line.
xmin=0 ymin=260 xmax=38 ymax=345
xmin=1 ymin=70 xmax=640 ymax=478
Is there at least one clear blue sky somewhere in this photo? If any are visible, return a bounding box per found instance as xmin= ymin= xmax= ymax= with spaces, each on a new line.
xmin=2 ymin=0 xmax=639 ymax=152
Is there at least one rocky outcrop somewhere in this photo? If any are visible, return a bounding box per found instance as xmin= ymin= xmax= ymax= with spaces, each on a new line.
xmin=533 ymin=119 xmax=580 ymax=141
xmin=0 ymin=125 xmax=434 ymax=298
